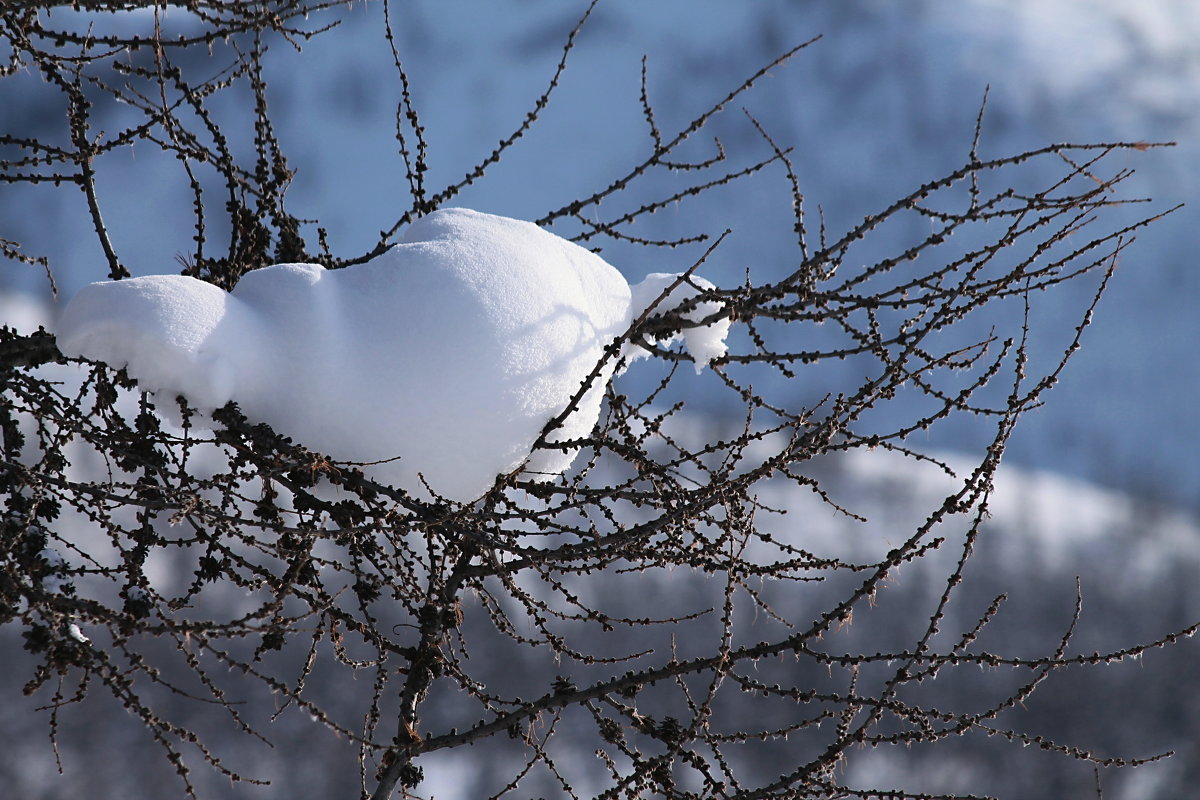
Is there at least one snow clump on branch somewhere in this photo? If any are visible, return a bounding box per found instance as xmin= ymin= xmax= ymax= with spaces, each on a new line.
xmin=56 ymin=208 xmax=729 ymax=502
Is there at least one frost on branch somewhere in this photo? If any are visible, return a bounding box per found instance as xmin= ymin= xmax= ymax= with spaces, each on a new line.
xmin=56 ymin=208 xmax=729 ymax=502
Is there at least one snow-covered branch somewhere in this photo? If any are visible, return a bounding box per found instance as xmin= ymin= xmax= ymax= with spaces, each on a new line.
xmin=0 ymin=4 xmax=1190 ymax=800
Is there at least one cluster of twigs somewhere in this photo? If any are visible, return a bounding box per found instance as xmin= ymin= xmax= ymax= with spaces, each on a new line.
xmin=1 ymin=2 xmax=1192 ymax=800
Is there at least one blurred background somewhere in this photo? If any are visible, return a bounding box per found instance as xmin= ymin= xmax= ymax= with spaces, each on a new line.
xmin=2 ymin=2 xmax=1198 ymax=798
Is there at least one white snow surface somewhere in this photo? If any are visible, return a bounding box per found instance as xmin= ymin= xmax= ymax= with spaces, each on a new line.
xmin=56 ymin=208 xmax=728 ymax=502
xmin=624 ymin=272 xmax=730 ymax=374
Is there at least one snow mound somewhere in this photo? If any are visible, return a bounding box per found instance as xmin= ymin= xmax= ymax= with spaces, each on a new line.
xmin=626 ymin=272 xmax=730 ymax=374
xmin=56 ymin=209 xmax=729 ymax=502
